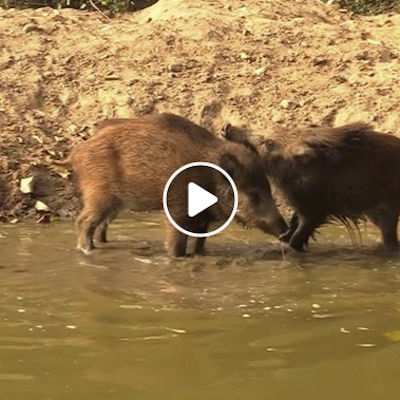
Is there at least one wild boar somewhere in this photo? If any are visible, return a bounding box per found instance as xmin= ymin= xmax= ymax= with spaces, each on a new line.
xmin=57 ymin=113 xmax=287 ymax=256
xmin=223 ymin=122 xmax=400 ymax=252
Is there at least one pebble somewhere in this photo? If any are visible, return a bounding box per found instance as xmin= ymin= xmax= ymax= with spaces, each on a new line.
xmin=280 ymin=99 xmax=298 ymax=109
xmin=168 ymin=63 xmax=184 ymax=73
xmin=22 ymin=23 xmax=45 ymax=34
xmin=254 ymin=66 xmax=267 ymax=76
xmin=271 ymin=110 xmax=284 ymax=123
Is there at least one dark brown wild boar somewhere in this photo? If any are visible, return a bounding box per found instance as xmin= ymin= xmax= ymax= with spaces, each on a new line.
xmin=58 ymin=113 xmax=287 ymax=256
xmin=223 ymin=122 xmax=400 ymax=252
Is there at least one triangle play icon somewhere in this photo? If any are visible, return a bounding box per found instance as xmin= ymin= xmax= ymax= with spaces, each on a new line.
xmin=187 ymin=182 xmax=218 ymax=217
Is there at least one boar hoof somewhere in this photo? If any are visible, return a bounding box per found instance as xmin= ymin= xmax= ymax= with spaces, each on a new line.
xmin=166 ymin=246 xmax=187 ymax=258
xmin=281 ymin=241 xmax=307 ymax=253
xmin=290 ymin=243 xmax=307 ymax=252
xmin=169 ymin=252 xmax=187 ymax=258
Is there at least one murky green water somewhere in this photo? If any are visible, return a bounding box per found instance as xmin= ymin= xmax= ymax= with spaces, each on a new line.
xmin=1 ymin=213 xmax=400 ymax=400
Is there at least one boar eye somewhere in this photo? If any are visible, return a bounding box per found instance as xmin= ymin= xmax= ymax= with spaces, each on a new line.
xmin=263 ymin=139 xmax=276 ymax=151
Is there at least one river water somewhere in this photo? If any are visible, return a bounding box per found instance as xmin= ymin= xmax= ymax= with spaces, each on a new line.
xmin=1 ymin=213 xmax=400 ymax=399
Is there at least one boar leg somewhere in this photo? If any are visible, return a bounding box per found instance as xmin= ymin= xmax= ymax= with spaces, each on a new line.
xmin=94 ymin=209 xmax=119 ymax=243
xmin=76 ymin=195 xmax=116 ymax=254
xmin=289 ymin=214 xmax=324 ymax=251
xmin=280 ymin=213 xmax=311 ymax=248
xmin=193 ymin=222 xmax=210 ymax=255
xmin=165 ymin=223 xmax=188 ymax=257
xmin=367 ymin=208 xmax=399 ymax=250
xmin=76 ymin=210 xmax=102 ymax=254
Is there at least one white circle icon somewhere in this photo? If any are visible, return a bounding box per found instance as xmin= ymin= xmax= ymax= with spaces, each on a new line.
xmin=163 ymin=162 xmax=238 ymax=238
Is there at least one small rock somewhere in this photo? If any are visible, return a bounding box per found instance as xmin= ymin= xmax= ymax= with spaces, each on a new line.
xmin=168 ymin=63 xmax=184 ymax=73
xmin=254 ymin=66 xmax=267 ymax=76
xmin=280 ymin=99 xmax=298 ymax=109
xmin=22 ymin=23 xmax=45 ymax=34
xmin=355 ymin=50 xmax=370 ymax=61
xmin=380 ymin=48 xmax=397 ymax=63
xmin=104 ymin=75 xmax=121 ymax=81
xmin=367 ymin=39 xmax=381 ymax=46
xmin=35 ymin=201 xmax=50 ymax=212
xmin=312 ymin=57 xmax=329 ymax=66
xmin=20 ymin=176 xmax=35 ymax=194
xmin=271 ymin=111 xmax=284 ymax=123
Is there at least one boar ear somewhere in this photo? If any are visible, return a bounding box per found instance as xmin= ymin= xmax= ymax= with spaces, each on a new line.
xmin=259 ymin=138 xmax=277 ymax=153
xmin=221 ymin=123 xmax=259 ymax=154
xmin=220 ymin=122 xmax=232 ymax=138
xmin=219 ymin=152 xmax=243 ymax=180
xmin=220 ymin=122 xmax=248 ymax=144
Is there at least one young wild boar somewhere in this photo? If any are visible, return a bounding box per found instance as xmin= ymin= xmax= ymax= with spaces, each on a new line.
xmin=58 ymin=113 xmax=287 ymax=257
xmin=224 ymin=122 xmax=400 ymax=252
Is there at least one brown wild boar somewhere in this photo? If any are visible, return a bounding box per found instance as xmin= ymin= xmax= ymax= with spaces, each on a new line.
xmin=222 ymin=122 xmax=400 ymax=252
xmin=57 ymin=113 xmax=287 ymax=256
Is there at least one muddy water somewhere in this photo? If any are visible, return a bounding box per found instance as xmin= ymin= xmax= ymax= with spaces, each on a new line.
xmin=1 ymin=213 xmax=400 ymax=400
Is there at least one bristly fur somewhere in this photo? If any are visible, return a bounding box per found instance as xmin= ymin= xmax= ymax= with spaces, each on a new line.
xmin=262 ymin=122 xmax=400 ymax=251
xmin=62 ymin=113 xmax=287 ymax=256
xmin=327 ymin=214 xmax=365 ymax=246
xmin=271 ymin=122 xmax=376 ymax=163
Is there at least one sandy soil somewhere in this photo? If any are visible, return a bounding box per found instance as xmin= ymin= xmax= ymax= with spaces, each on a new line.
xmin=0 ymin=0 xmax=400 ymax=221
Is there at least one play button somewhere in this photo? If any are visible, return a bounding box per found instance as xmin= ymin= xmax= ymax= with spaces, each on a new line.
xmin=163 ymin=162 xmax=238 ymax=238
xmin=187 ymin=182 xmax=218 ymax=217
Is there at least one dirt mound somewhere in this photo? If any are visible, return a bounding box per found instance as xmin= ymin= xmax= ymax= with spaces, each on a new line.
xmin=0 ymin=1 xmax=400 ymax=221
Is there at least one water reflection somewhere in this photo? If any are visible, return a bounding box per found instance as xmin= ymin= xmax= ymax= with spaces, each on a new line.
xmin=1 ymin=214 xmax=400 ymax=399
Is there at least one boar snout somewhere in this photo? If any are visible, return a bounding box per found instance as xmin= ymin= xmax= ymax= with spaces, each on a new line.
xmin=237 ymin=193 xmax=288 ymax=238
xmin=258 ymin=214 xmax=288 ymax=238
xmin=252 ymin=202 xmax=288 ymax=238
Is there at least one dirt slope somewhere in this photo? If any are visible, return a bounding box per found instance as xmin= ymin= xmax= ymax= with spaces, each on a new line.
xmin=0 ymin=0 xmax=400 ymax=221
